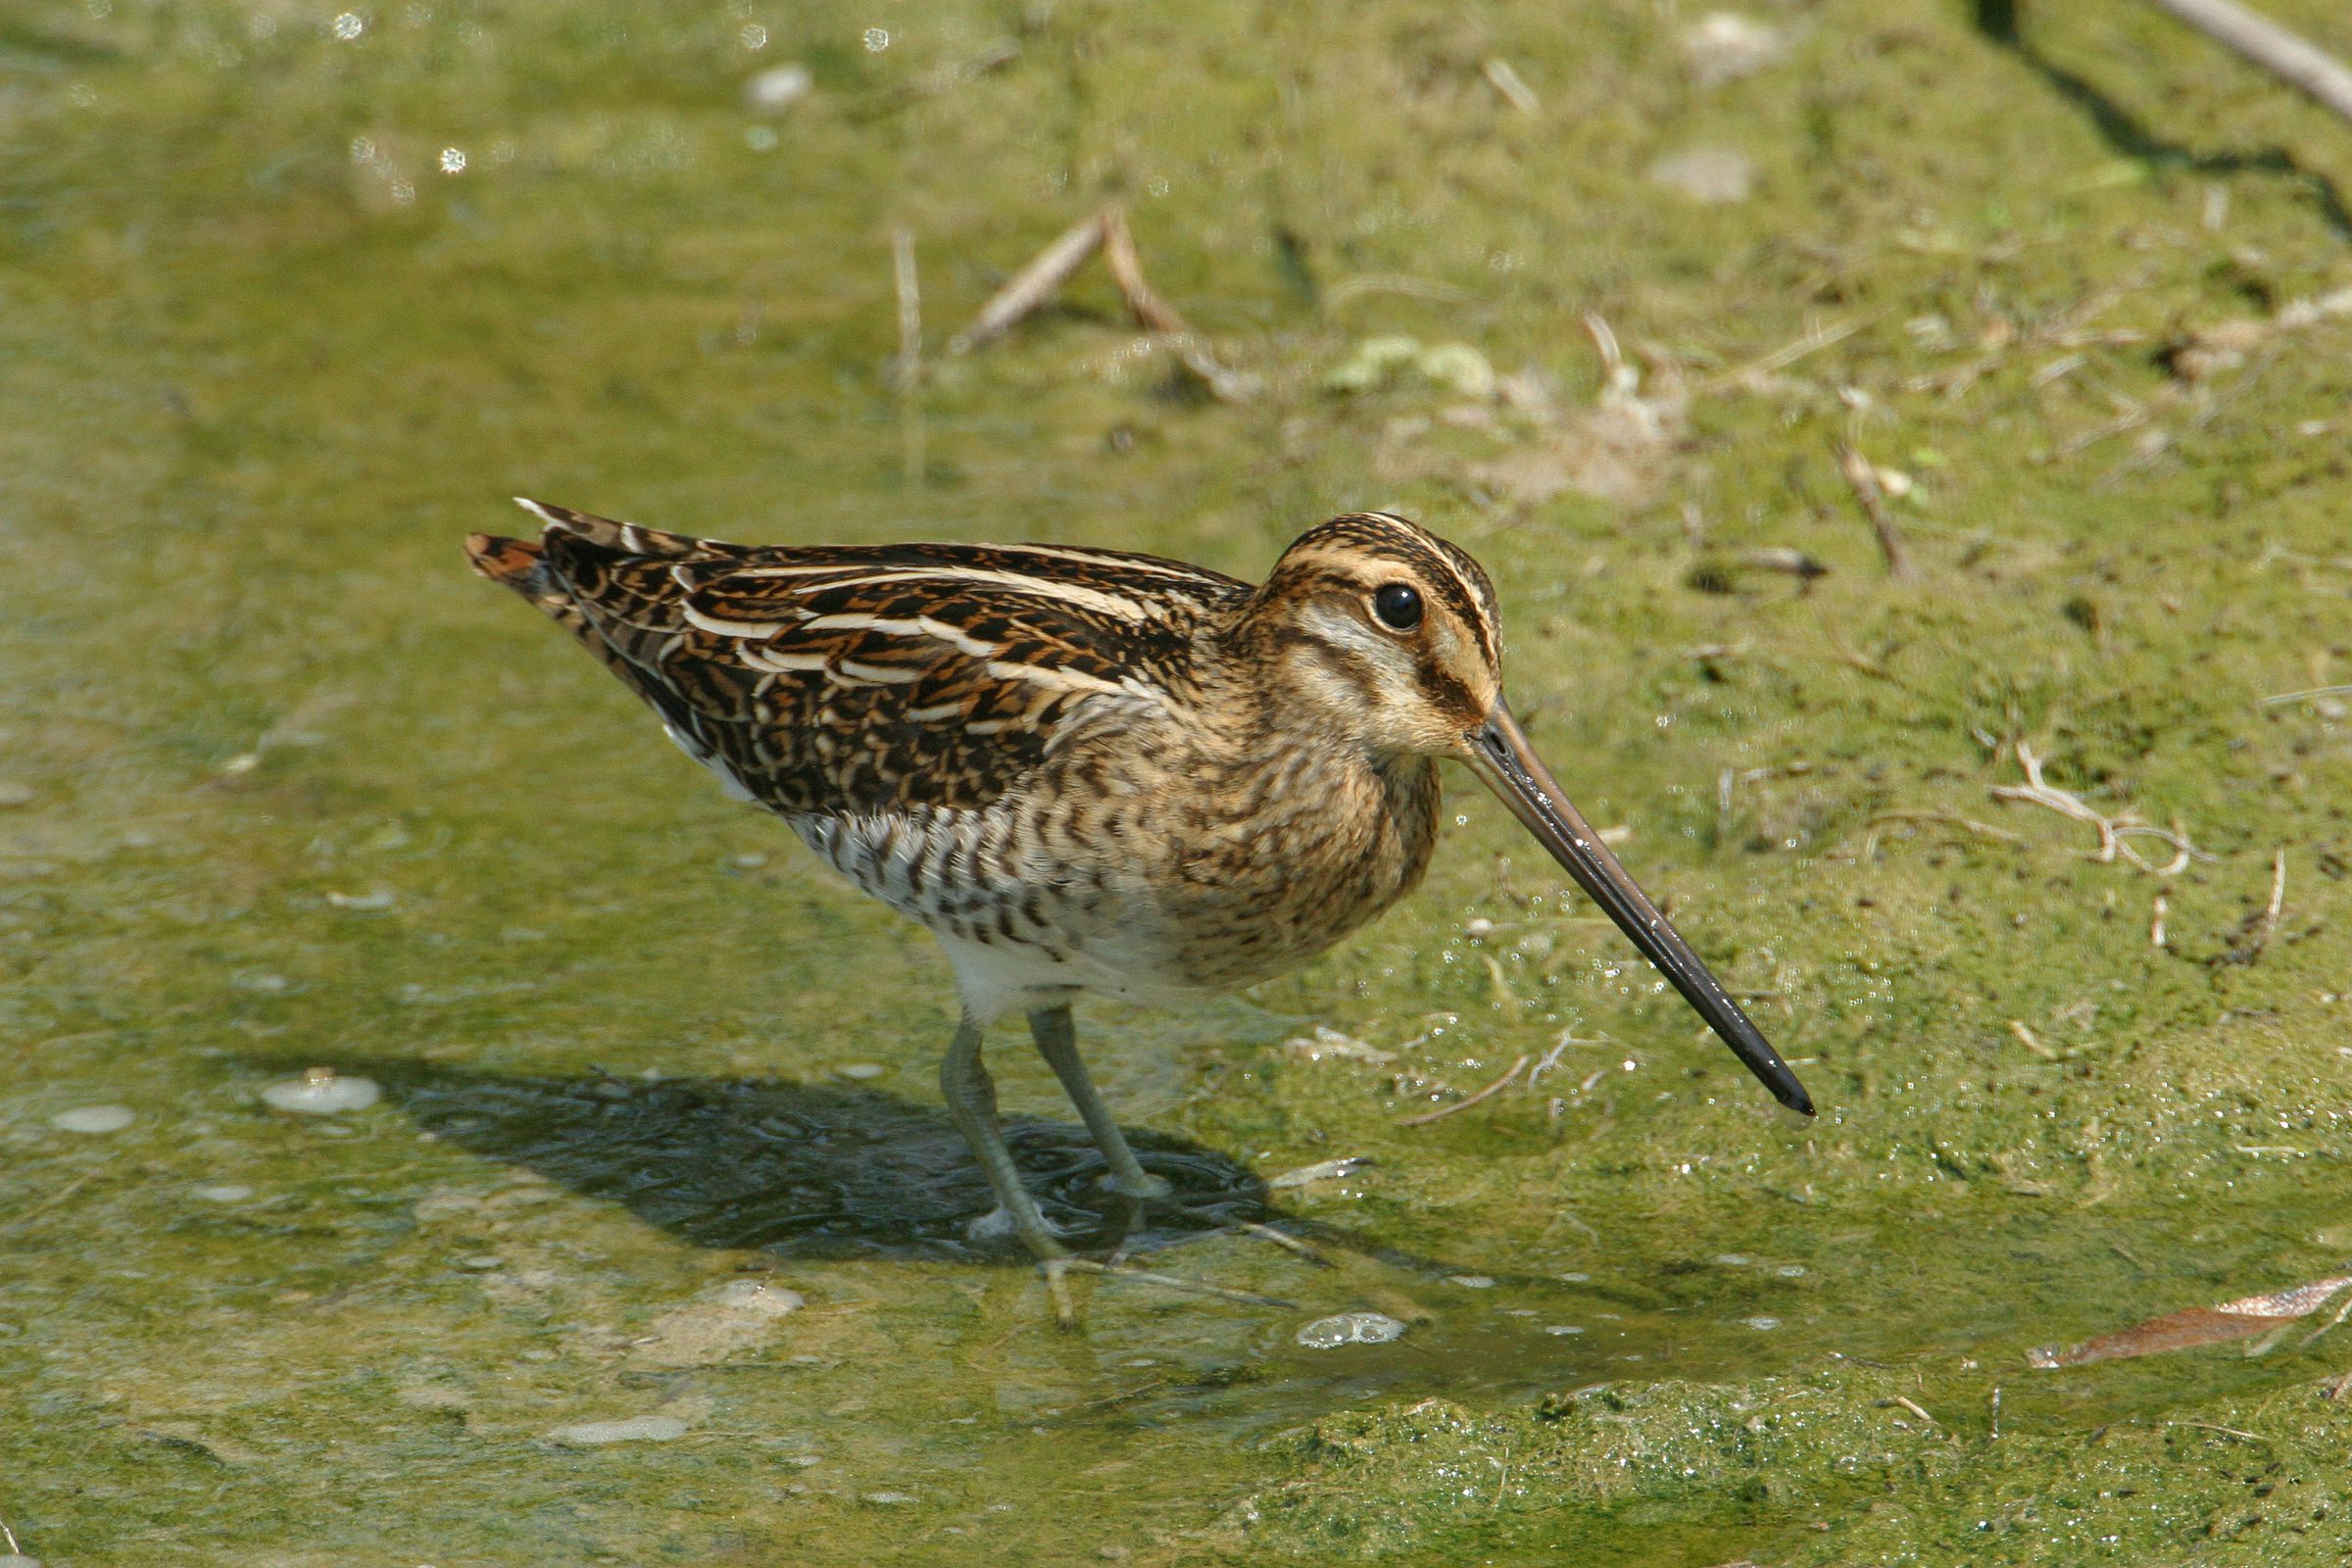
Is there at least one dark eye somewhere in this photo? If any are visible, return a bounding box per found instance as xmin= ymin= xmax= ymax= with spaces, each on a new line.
xmin=1372 ymin=583 xmax=1423 ymax=631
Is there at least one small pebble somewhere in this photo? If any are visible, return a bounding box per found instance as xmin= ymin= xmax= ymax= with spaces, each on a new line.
xmin=261 ymin=1068 xmax=380 ymax=1114
xmin=1776 ymin=1264 xmax=1807 ymax=1278
xmin=745 ymin=62 xmax=813 ymax=115
xmin=325 ymin=889 xmax=397 ymax=911
xmin=1714 ymin=1253 xmax=1751 ymax=1267
xmin=860 ymin=1491 xmax=915 ymax=1505
xmin=546 ymin=1415 xmax=688 ymax=1446
xmin=51 ymin=1104 xmax=134 ymax=1134
xmin=231 ymin=970 xmax=290 ymax=995
xmin=1545 ymin=1324 xmax=1586 ymax=1336
xmin=832 ymin=1062 xmax=888 ymax=1081
xmin=1559 ymin=1271 xmax=1592 ymax=1284
xmin=1683 ymin=12 xmax=1788 ymax=88
xmin=1447 ymin=1274 xmax=1495 ymax=1289
xmin=461 ymin=1254 xmax=504 ymax=1270
xmin=1296 ymin=1310 xmax=1407 ymax=1349
xmin=1647 ymin=147 xmax=1756 ymax=204
xmin=1742 ymin=1315 xmax=1783 ymax=1331
xmin=192 ymin=1183 xmax=255 ymax=1202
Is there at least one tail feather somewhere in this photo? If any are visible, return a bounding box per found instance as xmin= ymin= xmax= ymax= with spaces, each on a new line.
xmin=464 ymin=530 xmax=549 ymax=590
xmin=465 ymin=500 xmax=727 ymax=734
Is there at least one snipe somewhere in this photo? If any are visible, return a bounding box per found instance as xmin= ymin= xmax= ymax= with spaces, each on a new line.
xmin=467 ymin=503 xmax=1812 ymax=1312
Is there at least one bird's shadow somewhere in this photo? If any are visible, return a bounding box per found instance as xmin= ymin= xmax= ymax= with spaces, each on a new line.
xmin=286 ymin=1054 xmax=1339 ymax=1266
xmin=1973 ymin=0 xmax=2352 ymax=237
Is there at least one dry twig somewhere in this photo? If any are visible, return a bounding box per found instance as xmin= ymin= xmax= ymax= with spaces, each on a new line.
xmin=1989 ymin=743 xmax=2203 ymax=873
xmin=1397 ymin=1054 xmax=1531 ymax=1127
xmin=888 ymin=226 xmax=921 ymax=389
xmin=1099 ymin=206 xmax=1256 ymax=402
xmin=2009 ymin=1019 xmax=2058 ymax=1061
xmin=1878 ymin=1394 xmax=1938 ymax=1426
xmin=1836 ymin=442 xmax=1916 ymax=581
xmin=947 ymin=212 xmax=1103 ymax=355
xmin=1701 ymin=314 xmax=1871 ymax=394
xmin=1481 ymin=57 xmax=1541 ymax=114
xmin=947 ymin=206 xmax=1255 ymax=402
xmin=2145 ymin=0 xmax=2352 ymax=125
xmin=1867 ymin=808 xmax=2023 ymax=846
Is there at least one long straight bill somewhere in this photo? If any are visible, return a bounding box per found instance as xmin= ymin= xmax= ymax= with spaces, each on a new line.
xmin=1467 ymin=703 xmax=1814 ymax=1116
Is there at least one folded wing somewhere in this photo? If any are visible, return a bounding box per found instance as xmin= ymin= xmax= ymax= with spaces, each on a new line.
xmin=466 ymin=500 xmax=1250 ymax=812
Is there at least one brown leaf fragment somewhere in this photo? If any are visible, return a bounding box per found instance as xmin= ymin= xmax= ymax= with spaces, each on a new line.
xmin=2030 ymin=1273 xmax=2352 ymax=1368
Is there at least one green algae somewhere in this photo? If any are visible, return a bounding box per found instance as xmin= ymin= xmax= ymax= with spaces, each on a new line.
xmin=8 ymin=0 xmax=2352 ymax=1562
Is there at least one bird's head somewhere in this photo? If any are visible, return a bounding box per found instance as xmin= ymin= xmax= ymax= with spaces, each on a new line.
xmin=1244 ymin=511 xmax=1504 ymax=757
xmin=1242 ymin=511 xmax=1815 ymax=1118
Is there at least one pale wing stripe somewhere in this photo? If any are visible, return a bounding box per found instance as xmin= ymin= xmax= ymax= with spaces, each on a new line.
xmin=721 ymin=545 xmax=1220 ymax=586
xmin=835 ymin=659 xmax=924 ymax=685
xmin=783 ymin=568 xmax=1156 ymax=623
xmin=740 ymin=649 xmax=832 ymax=673
xmin=976 ymin=542 xmax=1225 ymax=580
xmin=802 ymin=613 xmax=1002 ymax=661
xmin=983 ymin=660 xmax=1132 ymax=697
xmin=683 ymin=602 xmax=799 ymax=636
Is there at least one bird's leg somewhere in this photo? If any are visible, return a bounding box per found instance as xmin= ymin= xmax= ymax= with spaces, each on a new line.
xmin=940 ymin=1015 xmax=1068 ymax=1259
xmin=1030 ymin=1004 xmax=1329 ymax=1269
xmin=943 ymin=1015 xmax=1289 ymax=1323
xmin=1027 ymin=1004 xmax=1172 ymax=1201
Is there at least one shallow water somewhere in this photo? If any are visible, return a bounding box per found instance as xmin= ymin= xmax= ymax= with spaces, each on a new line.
xmin=10 ymin=0 xmax=2352 ymax=1562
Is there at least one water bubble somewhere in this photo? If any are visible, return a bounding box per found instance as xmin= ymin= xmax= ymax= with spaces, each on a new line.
xmin=832 ymin=1061 xmax=888 ymax=1081
xmin=193 ymin=1183 xmax=254 ymax=1202
xmin=52 ymin=1104 xmax=134 ymax=1134
xmin=331 ymin=11 xmax=365 ymax=40
xmin=261 ymin=1068 xmax=381 ymax=1114
xmin=1741 ymin=1315 xmax=1782 ymax=1331
xmin=1296 ymin=1310 xmax=1407 ymax=1348
xmin=438 ymin=147 xmax=466 ymax=174
xmin=862 ymin=26 xmax=889 ymax=50
xmin=739 ymin=22 xmax=767 ymax=49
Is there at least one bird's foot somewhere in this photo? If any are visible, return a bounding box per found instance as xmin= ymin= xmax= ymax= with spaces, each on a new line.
xmin=965 ymin=1204 xmax=1077 ymax=1246
xmin=1106 ymin=1186 xmax=1330 ymax=1268
xmin=1039 ymin=1253 xmax=1294 ymax=1327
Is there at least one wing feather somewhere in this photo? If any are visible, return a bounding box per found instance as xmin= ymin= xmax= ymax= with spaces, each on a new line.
xmin=466 ymin=501 xmax=1249 ymax=812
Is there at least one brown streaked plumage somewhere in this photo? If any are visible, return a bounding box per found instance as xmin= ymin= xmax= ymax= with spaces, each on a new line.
xmin=466 ymin=501 xmax=1811 ymax=1315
